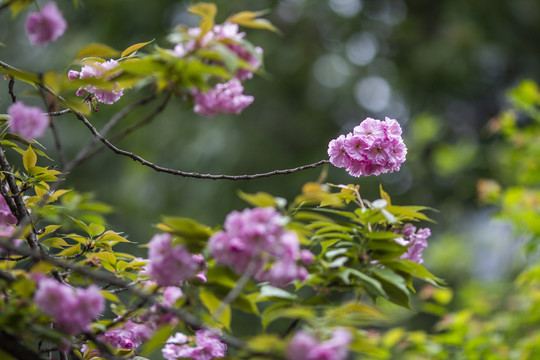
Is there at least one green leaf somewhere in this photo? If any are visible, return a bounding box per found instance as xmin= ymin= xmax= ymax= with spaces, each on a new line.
xmin=41 ymin=237 xmax=70 ymax=249
xmin=120 ymin=40 xmax=153 ymax=58
xmin=384 ymin=259 xmax=445 ymax=286
xmin=385 ymin=205 xmax=434 ymax=222
xmin=69 ymin=216 xmax=90 ymax=235
xmin=199 ymin=288 xmax=231 ymax=329
xmin=101 ymin=290 xmax=121 ymax=303
xmin=38 ymin=225 xmax=62 ymax=239
xmin=238 ymin=190 xmax=278 ymax=208
xmin=140 ymin=324 xmax=173 ymax=356
xmin=88 ymin=223 xmax=105 ymax=238
xmin=262 ymin=306 xmax=314 ymax=329
xmin=371 ymin=268 xmax=412 ymax=309
xmin=57 ymin=243 xmax=81 ymax=257
xmin=98 ymin=230 xmax=131 ymax=244
xmin=379 ymin=184 xmax=392 ymax=205
xmin=257 ymin=285 xmax=297 ymax=301
xmin=94 ymin=251 xmax=117 ymax=265
xmin=246 ymin=334 xmax=285 ymax=354
xmin=340 ymin=268 xmax=387 ymax=298
xmin=76 ymin=43 xmax=119 ymax=59
xmin=23 ymin=146 xmax=37 ymax=172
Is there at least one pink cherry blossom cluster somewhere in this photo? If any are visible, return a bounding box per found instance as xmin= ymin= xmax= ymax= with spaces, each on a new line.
xmin=328 ymin=117 xmax=407 ymax=177
xmin=162 ymin=329 xmax=227 ymax=360
xmin=25 ymin=2 xmax=67 ymax=46
xmin=146 ymin=233 xmax=200 ymax=286
xmin=208 ymin=207 xmax=313 ymax=287
xmin=7 ymin=102 xmax=49 ymax=140
xmin=395 ymin=223 xmax=431 ymax=264
xmin=192 ymin=79 xmax=254 ymax=117
xmin=68 ymin=60 xmax=124 ymax=105
xmin=173 ymin=23 xmax=263 ymax=81
xmin=34 ymin=278 xmax=104 ymax=335
xmin=99 ymin=320 xmax=153 ymax=351
xmin=173 ymin=22 xmax=262 ymax=117
xmin=287 ymin=328 xmax=353 ymax=360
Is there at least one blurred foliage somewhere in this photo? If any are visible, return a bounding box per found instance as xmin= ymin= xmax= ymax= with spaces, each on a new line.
xmin=359 ymin=81 xmax=540 ymax=359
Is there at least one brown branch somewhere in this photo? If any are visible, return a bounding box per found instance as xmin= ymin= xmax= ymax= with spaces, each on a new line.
xmin=72 ymin=110 xmax=329 ymax=180
xmin=0 ymin=145 xmax=39 ymax=251
xmin=8 ymin=76 xmax=16 ymax=103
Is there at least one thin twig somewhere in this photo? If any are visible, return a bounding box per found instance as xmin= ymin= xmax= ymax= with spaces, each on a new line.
xmin=80 ymin=92 xmax=171 ymax=163
xmin=214 ymin=255 xmax=258 ymax=320
xmin=64 ymin=93 xmax=157 ymax=171
xmin=37 ymin=73 xmax=66 ymax=168
xmin=0 ymin=145 xmax=40 ymax=251
xmin=48 ymin=109 xmax=71 ymax=116
xmin=8 ymin=76 xmax=16 ymax=103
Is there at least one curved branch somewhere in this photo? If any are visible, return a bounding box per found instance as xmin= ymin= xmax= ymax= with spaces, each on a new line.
xmin=72 ymin=110 xmax=329 ymax=180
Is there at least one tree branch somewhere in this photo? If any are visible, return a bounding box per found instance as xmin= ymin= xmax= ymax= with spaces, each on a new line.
xmin=8 ymin=76 xmax=16 ymax=103
xmin=0 ymin=145 xmax=40 ymax=251
xmin=71 ymin=109 xmax=329 ymax=180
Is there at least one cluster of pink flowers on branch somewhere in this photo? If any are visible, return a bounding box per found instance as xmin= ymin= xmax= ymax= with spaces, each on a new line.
xmin=209 ymin=207 xmax=313 ymax=287
xmin=328 ymin=117 xmax=407 ymax=177
xmin=68 ymin=60 xmax=124 ymax=105
xmin=25 ymin=2 xmax=67 ymax=46
xmin=34 ymin=278 xmax=104 ymax=335
xmin=395 ymin=223 xmax=432 ymax=264
xmin=99 ymin=320 xmax=153 ymax=351
xmin=7 ymin=102 xmax=49 ymax=140
xmin=173 ymin=22 xmax=263 ymax=81
xmin=287 ymin=328 xmax=353 ymax=360
xmin=146 ymin=233 xmax=202 ymax=286
xmin=173 ymin=22 xmax=262 ymax=117
xmin=162 ymin=329 xmax=227 ymax=360
xmin=193 ymin=79 xmax=254 ymax=117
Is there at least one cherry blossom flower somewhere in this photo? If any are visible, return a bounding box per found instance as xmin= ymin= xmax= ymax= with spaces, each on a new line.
xmin=288 ymin=328 xmax=353 ymax=360
xmin=25 ymin=2 xmax=67 ymax=46
xmin=328 ymin=117 xmax=407 ymax=177
xmin=69 ymin=60 xmax=124 ymax=104
xmin=193 ymin=79 xmax=254 ymax=117
xmin=147 ymin=233 xmax=198 ymax=286
xmin=34 ymin=278 xmax=104 ymax=335
xmin=209 ymin=207 xmax=311 ymax=287
xmin=7 ymin=102 xmax=48 ymax=139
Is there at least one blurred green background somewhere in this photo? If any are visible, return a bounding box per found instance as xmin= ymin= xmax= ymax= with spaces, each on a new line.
xmin=2 ymin=0 xmax=540 ymax=340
